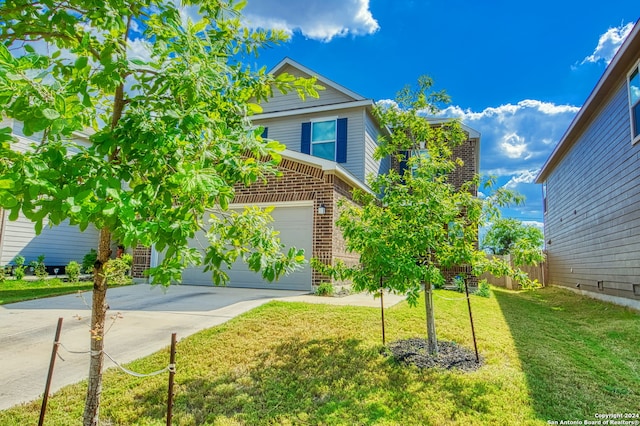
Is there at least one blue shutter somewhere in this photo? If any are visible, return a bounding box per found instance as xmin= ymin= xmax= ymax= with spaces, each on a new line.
xmin=399 ymin=150 xmax=409 ymax=177
xmin=301 ymin=122 xmax=311 ymax=154
xmin=336 ymin=118 xmax=347 ymax=163
xmin=260 ymin=127 xmax=268 ymax=138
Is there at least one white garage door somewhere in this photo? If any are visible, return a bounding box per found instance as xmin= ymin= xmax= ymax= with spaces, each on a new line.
xmin=179 ymin=204 xmax=313 ymax=291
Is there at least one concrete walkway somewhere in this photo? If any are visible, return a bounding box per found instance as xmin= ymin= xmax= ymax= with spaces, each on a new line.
xmin=0 ymin=284 xmax=405 ymax=410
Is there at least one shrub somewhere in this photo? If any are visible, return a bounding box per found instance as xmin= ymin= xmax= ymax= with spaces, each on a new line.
xmin=66 ymin=261 xmax=81 ymax=282
xmin=31 ymin=254 xmax=48 ymax=280
xmin=0 ymin=265 xmax=6 ymax=283
xmin=475 ymin=280 xmax=491 ymax=298
xmin=453 ymin=275 xmax=466 ymax=293
xmin=82 ymin=249 xmax=97 ymax=273
xmin=315 ymin=282 xmax=335 ymax=296
xmin=103 ymin=255 xmax=133 ymax=286
xmin=13 ymin=255 xmax=26 ymax=280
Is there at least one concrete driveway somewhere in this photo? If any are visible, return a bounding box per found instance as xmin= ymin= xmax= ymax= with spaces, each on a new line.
xmin=0 ymin=284 xmax=308 ymax=410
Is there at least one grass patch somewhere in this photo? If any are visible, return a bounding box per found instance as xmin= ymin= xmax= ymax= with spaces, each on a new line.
xmin=0 ymin=287 xmax=638 ymax=425
xmin=0 ymin=278 xmax=94 ymax=305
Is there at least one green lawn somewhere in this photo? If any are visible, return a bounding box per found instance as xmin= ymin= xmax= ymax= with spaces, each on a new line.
xmin=0 ymin=286 xmax=638 ymax=425
xmin=0 ymin=278 xmax=94 ymax=304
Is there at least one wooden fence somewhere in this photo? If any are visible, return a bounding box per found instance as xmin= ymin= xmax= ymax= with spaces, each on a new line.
xmin=480 ymin=253 xmax=548 ymax=289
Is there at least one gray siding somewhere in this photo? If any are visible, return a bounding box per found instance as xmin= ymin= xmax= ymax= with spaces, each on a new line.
xmin=0 ymin=128 xmax=99 ymax=267
xmin=363 ymin=111 xmax=390 ymax=180
xmin=254 ymin=107 xmax=367 ymax=182
xmin=1 ymin=215 xmax=98 ymax=266
xmin=260 ymin=64 xmax=357 ymax=114
xmin=544 ymin=82 xmax=640 ymax=300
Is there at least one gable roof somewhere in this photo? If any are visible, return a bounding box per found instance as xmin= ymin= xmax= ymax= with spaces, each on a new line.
xmin=536 ymin=19 xmax=640 ymax=183
xmin=270 ymin=57 xmax=367 ymax=102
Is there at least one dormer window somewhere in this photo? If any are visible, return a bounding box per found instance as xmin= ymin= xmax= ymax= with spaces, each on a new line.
xmin=629 ymin=62 xmax=640 ymax=143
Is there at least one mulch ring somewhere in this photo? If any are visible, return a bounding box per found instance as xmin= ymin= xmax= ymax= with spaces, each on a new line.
xmin=386 ymin=338 xmax=483 ymax=371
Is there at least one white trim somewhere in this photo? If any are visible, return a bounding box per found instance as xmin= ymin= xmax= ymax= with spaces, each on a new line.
xmin=554 ymin=284 xmax=640 ymax=312
xmin=628 ymin=58 xmax=640 ymax=145
xmin=228 ymin=200 xmax=314 ymax=209
xmin=252 ymin=100 xmax=373 ymax=121
xmin=311 ymin=116 xmax=338 ymax=123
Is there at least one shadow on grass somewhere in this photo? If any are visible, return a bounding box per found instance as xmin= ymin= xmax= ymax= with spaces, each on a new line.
xmin=124 ymin=336 xmax=496 ymax=425
xmin=493 ymin=287 xmax=640 ymax=422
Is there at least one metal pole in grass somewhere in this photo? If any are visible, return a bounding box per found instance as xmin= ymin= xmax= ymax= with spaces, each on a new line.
xmin=463 ymin=280 xmax=480 ymax=363
xmin=379 ymin=276 xmax=386 ymax=346
xmin=167 ymin=333 xmax=177 ymax=426
xmin=39 ymin=317 xmax=63 ymax=426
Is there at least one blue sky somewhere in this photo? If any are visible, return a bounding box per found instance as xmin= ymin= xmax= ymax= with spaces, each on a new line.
xmin=239 ymin=0 xmax=639 ymax=228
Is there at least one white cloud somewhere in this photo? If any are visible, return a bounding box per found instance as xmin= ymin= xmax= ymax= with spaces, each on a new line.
xmin=504 ymin=169 xmax=540 ymax=190
xmin=379 ymin=99 xmax=580 ymax=222
xmin=242 ymin=0 xmax=379 ymax=42
xmin=501 ymin=133 xmax=528 ymax=159
xmin=580 ymin=22 xmax=634 ymax=65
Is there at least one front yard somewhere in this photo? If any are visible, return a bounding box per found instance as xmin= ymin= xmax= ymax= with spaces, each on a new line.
xmin=0 ymin=286 xmax=638 ymax=425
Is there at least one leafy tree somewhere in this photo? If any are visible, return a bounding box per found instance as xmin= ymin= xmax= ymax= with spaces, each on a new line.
xmin=316 ymin=77 xmax=532 ymax=355
xmin=482 ymin=218 xmax=545 ymax=266
xmin=0 ymin=0 xmax=319 ymax=423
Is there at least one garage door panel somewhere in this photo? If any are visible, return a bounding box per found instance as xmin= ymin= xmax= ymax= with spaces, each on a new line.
xmin=179 ymin=205 xmax=313 ymax=291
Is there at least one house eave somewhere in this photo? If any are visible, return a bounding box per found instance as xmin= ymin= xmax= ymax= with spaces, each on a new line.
xmin=281 ymin=149 xmax=373 ymax=194
xmin=252 ymin=99 xmax=375 ymax=120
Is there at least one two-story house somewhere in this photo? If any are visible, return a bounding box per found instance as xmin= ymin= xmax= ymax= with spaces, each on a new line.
xmin=535 ymin=20 xmax=640 ymax=310
xmin=1 ymin=58 xmax=479 ymax=291
xmin=133 ymin=58 xmax=480 ymax=291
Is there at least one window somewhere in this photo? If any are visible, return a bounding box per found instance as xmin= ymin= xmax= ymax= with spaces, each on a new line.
xmin=629 ymin=63 xmax=640 ymax=143
xmin=301 ymin=118 xmax=347 ymax=162
xmin=311 ymin=120 xmax=336 ymax=161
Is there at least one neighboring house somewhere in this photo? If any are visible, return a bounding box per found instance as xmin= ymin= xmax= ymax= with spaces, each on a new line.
xmin=134 ymin=58 xmax=480 ymax=291
xmin=535 ymin=20 xmax=640 ymax=309
xmin=0 ymin=117 xmax=99 ymax=271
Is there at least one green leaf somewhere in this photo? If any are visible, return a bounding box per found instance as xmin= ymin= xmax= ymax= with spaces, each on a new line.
xmin=75 ymin=56 xmax=88 ymax=70
xmin=103 ymin=204 xmax=117 ymax=216
xmin=0 ymin=178 xmax=15 ymax=190
xmin=0 ymin=43 xmax=15 ymax=65
xmin=0 ymin=192 xmax=18 ymax=208
xmin=247 ymin=103 xmax=263 ymax=114
xmin=42 ymin=109 xmax=60 ymax=120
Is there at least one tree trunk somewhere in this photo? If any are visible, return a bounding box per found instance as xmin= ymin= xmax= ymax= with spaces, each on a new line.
xmin=82 ymin=228 xmax=111 ymax=426
xmin=424 ymin=280 xmax=438 ymax=355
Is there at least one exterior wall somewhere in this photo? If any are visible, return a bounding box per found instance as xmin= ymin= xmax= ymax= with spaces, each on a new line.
xmin=364 ymin=111 xmax=390 ymax=179
xmin=544 ymin=82 xmax=640 ymax=302
xmin=254 ymin=106 xmax=367 ymax=181
xmin=259 ymin=63 xmax=357 ymax=114
xmin=450 ymin=137 xmax=479 ymax=196
xmin=0 ymin=120 xmax=100 ymax=267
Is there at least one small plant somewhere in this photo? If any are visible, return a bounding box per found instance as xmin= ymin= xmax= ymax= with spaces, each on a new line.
xmin=0 ymin=265 xmax=6 ymax=283
xmin=31 ymin=254 xmax=48 ymax=280
xmin=82 ymin=249 xmax=97 ymax=273
xmin=315 ymin=282 xmax=335 ymax=296
xmin=103 ymin=254 xmax=133 ymax=286
xmin=13 ymin=255 xmax=26 ymax=280
xmin=475 ymin=279 xmax=491 ymax=298
xmin=66 ymin=261 xmax=81 ymax=282
xmin=453 ymin=275 xmax=465 ymax=293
